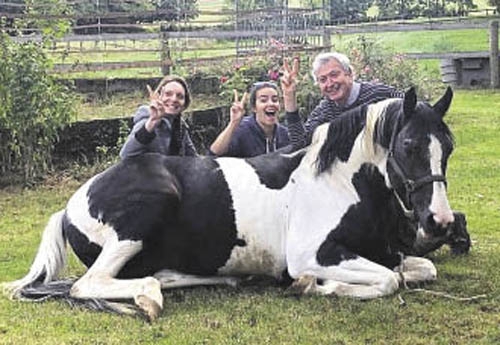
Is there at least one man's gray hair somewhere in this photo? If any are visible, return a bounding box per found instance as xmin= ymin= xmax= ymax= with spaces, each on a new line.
xmin=311 ymin=52 xmax=353 ymax=82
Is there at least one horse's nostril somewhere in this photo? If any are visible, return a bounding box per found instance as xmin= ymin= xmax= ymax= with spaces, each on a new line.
xmin=428 ymin=212 xmax=455 ymax=237
xmin=425 ymin=214 xmax=445 ymax=236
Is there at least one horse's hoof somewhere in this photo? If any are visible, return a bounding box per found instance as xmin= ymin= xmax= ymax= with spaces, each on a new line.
xmin=135 ymin=295 xmax=162 ymax=322
xmin=286 ymin=275 xmax=317 ymax=296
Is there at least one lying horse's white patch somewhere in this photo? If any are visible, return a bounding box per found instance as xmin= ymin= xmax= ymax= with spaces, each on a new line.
xmin=216 ymin=157 xmax=287 ymax=277
xmin=66 ymin=175 xmax=118 ymax=247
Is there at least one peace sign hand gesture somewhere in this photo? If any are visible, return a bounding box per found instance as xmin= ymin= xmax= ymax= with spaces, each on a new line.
xmin=230 ymin=89 xmax=248 ymax=125
xmin=144 ymin=84 xmax=166 ymax=132
xmin=146 ymin=84 xmax=166 ymax=122
xmin=280 ymin=57 xmax=300 ymax=112
xmin=280 ymin=56 xmax=300 ymax=96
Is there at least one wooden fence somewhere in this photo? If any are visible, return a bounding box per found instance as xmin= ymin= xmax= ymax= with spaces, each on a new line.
xmin=7 ymin=9 xmax=500 ymax=77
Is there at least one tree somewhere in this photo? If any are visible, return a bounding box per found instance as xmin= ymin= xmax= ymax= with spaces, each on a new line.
xmin=375 ymin=0 xmax=475 ymax=19
xmin=0 ymin=0 xmax=72 ymax=37
xmin=488 ymin=0 xmax=500 ymax=15
xmin=328 ymin=0 xmax=372 ymax=23
xmin=375 ymin=0 xmax=416 ymax=19
xmin=299 ymin=0 xmax=322 ymax=8
xmin=452 ymin=0 xmax=476 ymax=16
xmin=71 ymin=0 xmax=197 ymax=17
xmin=227 ymin=0 xmax=282 ymax=11
xmin=153 ymin=0 xmax=199 ymax=21
xmin=70 ymin=0 xmax=199 ymax=34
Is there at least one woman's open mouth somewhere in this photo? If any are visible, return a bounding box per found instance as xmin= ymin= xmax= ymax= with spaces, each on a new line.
xmin=264 ymin=110 xmax=277 ymax=118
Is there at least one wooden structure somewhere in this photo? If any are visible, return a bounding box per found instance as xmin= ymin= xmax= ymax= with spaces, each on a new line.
xmin=440 ymin=20 xmax=499 ymax=88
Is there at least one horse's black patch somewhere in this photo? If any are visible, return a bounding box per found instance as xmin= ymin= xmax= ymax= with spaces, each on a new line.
xmin=63 ymin=212 xmax=102 ymax=269
xmin=317 ymin=164 xmax=402 ymax=269
xmin=235 ymin=238 xmax=247 ymax=247
xmin=373 ymin=100 xmax=404 ymax=149
xmin=86 ymin=153 xmax=240 ymax=277
xmin=316 ymin=240 xmax=358 ymax=266
xmin=245 ymin=148 xmax=305 ymax=189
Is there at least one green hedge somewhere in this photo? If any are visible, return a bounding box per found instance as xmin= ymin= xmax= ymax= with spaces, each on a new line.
xmin=0 ymin=33 xmax=76 ymax=185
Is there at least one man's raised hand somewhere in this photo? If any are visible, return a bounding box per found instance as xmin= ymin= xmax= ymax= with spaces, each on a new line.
xmin=281 ymin=56 xmax=300 ymax=95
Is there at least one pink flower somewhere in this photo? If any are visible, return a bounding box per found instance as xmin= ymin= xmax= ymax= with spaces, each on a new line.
xmin=220 ymin=76 xmax=228 ymax=84
xmin=268 ymin=69 xmax=280 ymax=81
xmin=269 ymin=38 xmax=285 ymax=49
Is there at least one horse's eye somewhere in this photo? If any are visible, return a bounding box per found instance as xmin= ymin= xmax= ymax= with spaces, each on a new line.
xmin=403 ymin=139 xmax=419 ymax=155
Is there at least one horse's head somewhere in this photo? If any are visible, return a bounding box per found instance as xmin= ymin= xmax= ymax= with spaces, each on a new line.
xmin=387 ymin=87 xmax=455 ymax=237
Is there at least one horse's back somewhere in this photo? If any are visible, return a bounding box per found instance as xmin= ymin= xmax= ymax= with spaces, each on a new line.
xmin=64 ymin=153 xmax=240 ymax=277
xmin=64 ymin=151 xmax=305 ymax=279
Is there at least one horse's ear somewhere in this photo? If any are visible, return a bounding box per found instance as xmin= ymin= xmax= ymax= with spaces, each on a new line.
xmin=432 ymin=86 xmax=453 ymax=118
xmin=403 ymin=87 xmax=417 ymax=120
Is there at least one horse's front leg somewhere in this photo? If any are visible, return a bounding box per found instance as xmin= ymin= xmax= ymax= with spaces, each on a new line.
xmin=70 ymin=238 xmax=163 ymax=322
xmin=287 ymin=243 xmax=401 ymax=299
xmin=396 ymin=255 xmax=437 ymax=284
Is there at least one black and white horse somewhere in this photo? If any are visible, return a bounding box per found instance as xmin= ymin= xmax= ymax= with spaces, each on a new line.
xmin=4 ymin=87 xmax=465 ymax=321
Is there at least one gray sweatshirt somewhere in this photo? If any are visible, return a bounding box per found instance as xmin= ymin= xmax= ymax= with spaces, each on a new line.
xmin=119 ymin=105 xmax=197 ymax=159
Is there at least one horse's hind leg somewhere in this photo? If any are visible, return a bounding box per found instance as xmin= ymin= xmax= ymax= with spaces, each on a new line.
xmin=70 ymin=237 xmax=163 ymax=321
xmin=154 ymin=269 xmax=239 ymax=289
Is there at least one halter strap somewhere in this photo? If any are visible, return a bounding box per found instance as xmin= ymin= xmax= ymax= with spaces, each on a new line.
xmin=387 ymin=155 xmax=446 ymax=194
xmin=387 ymin=113 xmax=447 ymax=219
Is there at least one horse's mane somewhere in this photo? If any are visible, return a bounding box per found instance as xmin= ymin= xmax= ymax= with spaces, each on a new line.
xmin=316 ymin=98 xmax=400 ymax=174
xmin=315 ymin=97 xmax=456 ymax=175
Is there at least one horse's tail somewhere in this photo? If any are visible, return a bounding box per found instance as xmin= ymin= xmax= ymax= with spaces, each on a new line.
xmin=16 ymin=279 xmax=145 ymax=319
xmin=2 ymin=210 xmax=146 ymax=319
xmin=2 ymin=209 xmax=67 ymax=298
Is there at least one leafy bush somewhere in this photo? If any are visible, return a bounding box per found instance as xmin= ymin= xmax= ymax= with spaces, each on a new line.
xmin=0 ymin=33 xmax=76 ymax=185
xmin=216 ymin=36 xmax=441 ymax=123
xmin=346 ymin=36 xmax=442 ymax=100
xmin=217 ymin=40 xmax=321 ymax=119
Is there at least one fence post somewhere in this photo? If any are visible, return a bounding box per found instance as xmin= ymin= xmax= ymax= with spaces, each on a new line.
xmin=490 ymin=20 xmax=499 ymax=88
xmin=161 ymin=30 xmax=171 ymax=76
xmin=322 ymin=28 xmax=331 ymax=51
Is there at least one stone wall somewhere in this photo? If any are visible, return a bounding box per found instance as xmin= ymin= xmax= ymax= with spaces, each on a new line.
xmin=53 ymin=106 xmax=229 ymax=166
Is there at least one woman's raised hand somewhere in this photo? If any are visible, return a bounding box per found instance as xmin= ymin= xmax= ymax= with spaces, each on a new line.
xmin=146 ymin=84 xmax=165 ymax=121
xmin=230 ymin=89 xmax=248 ymax=124
xmin=144 ymin=84 xmax=165 ymax=132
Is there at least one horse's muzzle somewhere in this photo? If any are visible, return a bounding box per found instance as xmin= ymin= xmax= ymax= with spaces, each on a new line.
xmin=422 ymin=212 xmax=449 ymax=237
xmin=447 ymin=212 xmax=471 ymax=255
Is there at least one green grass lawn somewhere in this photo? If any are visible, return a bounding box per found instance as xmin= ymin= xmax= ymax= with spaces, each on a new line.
xmin=0 ymin=89 xmax=499 ymax=344
xmin=75 ymin=92 xmax=227 ymax=121
xmin=334 ymin=28 xmax=495 ymax=54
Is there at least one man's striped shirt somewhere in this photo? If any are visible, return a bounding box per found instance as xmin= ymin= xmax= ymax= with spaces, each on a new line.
xmin=286 ymin=81 xmax=404 ymax=148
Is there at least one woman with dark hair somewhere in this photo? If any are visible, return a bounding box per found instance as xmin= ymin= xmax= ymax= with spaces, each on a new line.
xmin=209 ymin=81 xmax=290 ymax=158
xmin=120 ymin=75 xmax=197 ymax=158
